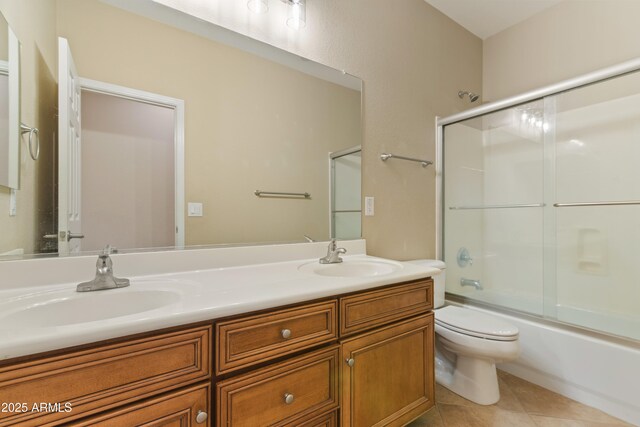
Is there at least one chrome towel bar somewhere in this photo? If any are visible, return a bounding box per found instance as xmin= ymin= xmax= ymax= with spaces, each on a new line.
xmin=255 ymin=190 xmax=311 ymax=199
xmin=380 ymin=153 xmax=432 ymax=168
xmin=20 ymin=123 xmax=40 ymax=160
xmin=554 ymin=200 xmax=640 ymax=207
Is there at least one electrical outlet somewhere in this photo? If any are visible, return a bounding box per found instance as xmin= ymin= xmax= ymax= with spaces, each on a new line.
xmin=365 ymin=196 xmax=374 ymax=216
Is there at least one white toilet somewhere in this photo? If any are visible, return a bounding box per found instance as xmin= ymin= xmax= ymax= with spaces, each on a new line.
xmin=409 ymin=260 xmax=520 ymax=405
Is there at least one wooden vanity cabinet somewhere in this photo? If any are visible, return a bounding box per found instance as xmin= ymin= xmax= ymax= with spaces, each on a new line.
xmin=215 ymin=278 xmax=435 ymax=427
xmin=338 ymin=279 xmax=435 ymax=427
xmin=0 ymin=277 xmax=433 ymax=427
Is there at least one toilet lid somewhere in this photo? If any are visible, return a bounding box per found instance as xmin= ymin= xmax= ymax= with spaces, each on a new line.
xmin=436 ymin=306 xmax=519 ymax=341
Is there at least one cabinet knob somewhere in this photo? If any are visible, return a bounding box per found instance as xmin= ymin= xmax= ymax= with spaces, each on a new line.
xmin=284 ymin=393 xmax=295 ymax=404
xmin=281 ymin=329 xmax=292 ymax=339
xmin=346 ymin=358 xmax=355 ymax=367
xmin=196 ymin=410 xmax=208 ymax=424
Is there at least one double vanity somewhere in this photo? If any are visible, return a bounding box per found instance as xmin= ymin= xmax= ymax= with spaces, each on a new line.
xmin=0 ymin=241 xmax=439 ymax=426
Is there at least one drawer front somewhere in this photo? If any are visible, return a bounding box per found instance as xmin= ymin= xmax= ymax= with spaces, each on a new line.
xmin=216 ymin=300 xmax=338 ymax=375
xmin=217 ymin=346 xmax=339 ymax=427
xmin=340 ymin=280 xmax=433 ymax=336
xmin=69 ymin=383 xmax=210 ymax=427
xmin=294 ymin=410 xmax=337 ymax=427
xmin=0 ymin=325 xmax=211 ymax=427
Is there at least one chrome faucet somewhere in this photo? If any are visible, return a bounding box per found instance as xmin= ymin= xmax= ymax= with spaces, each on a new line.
xmin=77 ymin=245 xmax=130 ymax=292
xmin=319 ymin=239 xmax=347 ymax=264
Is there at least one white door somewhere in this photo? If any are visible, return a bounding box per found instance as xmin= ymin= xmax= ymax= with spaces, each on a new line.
xmin=58 ymin=37 xmax=83 ymax=254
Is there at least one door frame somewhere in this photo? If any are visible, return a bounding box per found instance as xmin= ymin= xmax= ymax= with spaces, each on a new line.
xmin=78 ymin=78 xmax=186 ymax=248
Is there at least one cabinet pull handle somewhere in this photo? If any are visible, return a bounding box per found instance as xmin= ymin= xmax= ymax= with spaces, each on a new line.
xmin=281 ymin=329 xmax=292 ymax=339
xmin=195 ymin=410 xmax=208 ymax=424
xmin=284 ymin=393 xmax=295 ymax=404
xmin=346 ymin=358 xmax=355 ymax=367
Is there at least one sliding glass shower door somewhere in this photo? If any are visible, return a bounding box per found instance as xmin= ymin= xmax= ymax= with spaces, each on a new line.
xmin=441 ymin=69 xmax=640 ymax=341
xmin=331 ymin=147 xmax=361 ymax=239
xmin=552 ymin=71 xmax=640 ymax=340
xmin=443 ymin=100 xmax=546 ymax=316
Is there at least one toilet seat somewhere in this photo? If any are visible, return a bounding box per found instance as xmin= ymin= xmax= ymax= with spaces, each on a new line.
xmin=435 ymin=306 xmax=519 ymax=341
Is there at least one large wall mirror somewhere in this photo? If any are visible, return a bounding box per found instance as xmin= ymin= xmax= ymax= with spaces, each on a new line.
xmin=0 ymin=11 xmax=19 ymax=191
xmin=0 ymin=0 xmax=362 ymax=259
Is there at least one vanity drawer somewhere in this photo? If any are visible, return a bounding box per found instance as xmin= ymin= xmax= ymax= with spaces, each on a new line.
xmin=69 ymin=382 xmax=210 ymax=426
xmin=340 ymin=279 xmax=433 ymax=336
xmin=299 ymin=410 xmax=338 ymax=427
xmin=0 ymin=325 xmax=211 ymax=427
xmin=217 ymin=346 xmax=339 ymax=427
xmin=216 ymin=300 xmax=338 ymax=375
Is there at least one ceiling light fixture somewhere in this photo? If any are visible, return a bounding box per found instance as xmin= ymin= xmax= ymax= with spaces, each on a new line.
xmin=248 ymin=0 xmax=306 ymax=30
xmin=247 ymin=0 xmax=269 ymax=14
xmin=283 ymin=0 xmax=306 ymax=30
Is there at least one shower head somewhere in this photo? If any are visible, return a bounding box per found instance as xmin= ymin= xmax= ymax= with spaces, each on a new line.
xmin=458 ymin=90 xmax=479 ymax=103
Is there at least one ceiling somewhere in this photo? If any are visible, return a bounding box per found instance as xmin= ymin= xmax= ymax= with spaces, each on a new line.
xmin=425 ymin=0 xmax=564 ymax=39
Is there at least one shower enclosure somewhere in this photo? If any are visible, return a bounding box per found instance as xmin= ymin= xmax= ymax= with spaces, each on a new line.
xmin=438 ymin=60 xmax=640 ymax=342
xmin=331 ymin=146 xmax=361 ymax=239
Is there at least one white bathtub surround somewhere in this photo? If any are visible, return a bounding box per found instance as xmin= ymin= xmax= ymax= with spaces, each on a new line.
xmin=458 ymin=303 xmax=640 ymax=426
xmin=0 ymin=240 xmax=439 ymax=360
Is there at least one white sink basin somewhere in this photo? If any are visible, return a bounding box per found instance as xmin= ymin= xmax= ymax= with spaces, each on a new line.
xmin=299 ymin=259 xmax=402 ymax=278
xmin=0 ymin=289 xmax=180 ymax=328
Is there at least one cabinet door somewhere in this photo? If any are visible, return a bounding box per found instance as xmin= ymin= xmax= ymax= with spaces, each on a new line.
xmin=341 ymin=314 xmax=434 ymax=427
xmin=69 ymin=383 xmax=210 ymax=426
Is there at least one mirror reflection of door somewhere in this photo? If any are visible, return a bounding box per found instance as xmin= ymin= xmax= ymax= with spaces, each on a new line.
xmin=331 ymin=147 xmax=361 ymax=239
xmin=57 ymin=37 xmax=184 ymax=254
xmin=58 ymin=37 xmax=82 ymax=254
xmin=79 ymin=91 xmax=178 ymax=252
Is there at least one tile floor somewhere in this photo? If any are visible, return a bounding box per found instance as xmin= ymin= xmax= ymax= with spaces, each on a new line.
xmin=408 ymin=370 xmax=633 ymax=427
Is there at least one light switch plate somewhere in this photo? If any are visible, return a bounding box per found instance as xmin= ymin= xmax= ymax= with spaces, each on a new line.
xmin=364 ymin=196 xmax=374 ymax=216
xmin=188 ymin=202 xmax=203 ymax=217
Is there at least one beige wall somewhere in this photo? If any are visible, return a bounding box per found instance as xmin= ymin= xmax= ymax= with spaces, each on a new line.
xmin=57 ymin=0 xmax=361 ymax=246
xmin=153 ymin=0 xmax=483 ymax=259
xmin=0 ymin=0 xmax=57 ymax=255
xmin=483 ymin=0 xmax=640 ymax=102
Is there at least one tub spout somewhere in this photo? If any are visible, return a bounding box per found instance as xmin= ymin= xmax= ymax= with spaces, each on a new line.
xmin=461 ymin=278 xmax=483 ymax=290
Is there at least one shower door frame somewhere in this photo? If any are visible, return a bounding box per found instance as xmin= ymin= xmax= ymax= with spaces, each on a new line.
xmin=435 ymin=55 xmax=640 ymax=261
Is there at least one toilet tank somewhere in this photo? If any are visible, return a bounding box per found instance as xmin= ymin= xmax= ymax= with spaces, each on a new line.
xmin=407 ymin=259 xmax=446 ymax=308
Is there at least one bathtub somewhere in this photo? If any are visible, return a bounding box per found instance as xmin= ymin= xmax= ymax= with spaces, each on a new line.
xmin=452 ymin=299 xmax=640 ymax=425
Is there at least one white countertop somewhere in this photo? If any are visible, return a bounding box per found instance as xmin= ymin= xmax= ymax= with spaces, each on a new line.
xmin=0 ymin=253 xmax=438 ymax=361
